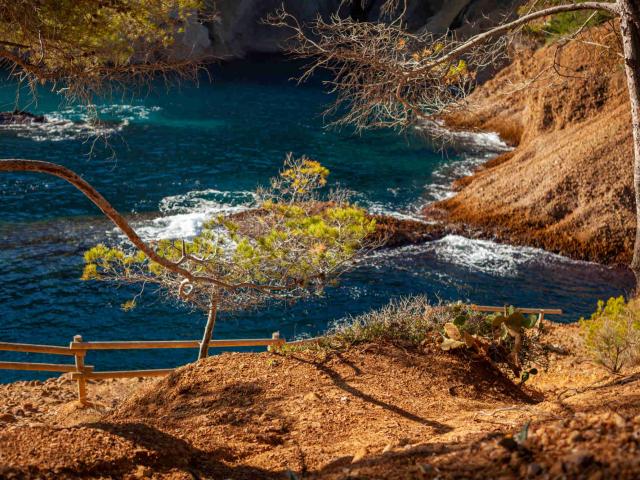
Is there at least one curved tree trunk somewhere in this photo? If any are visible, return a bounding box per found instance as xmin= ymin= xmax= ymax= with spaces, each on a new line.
xmin=0 ymin=159 xmax=206 ymax=284
xmin=198 ymin=297 xmax=219 ymax=360
xmin=2 ymin=160 xmax=230 ymax=360
xmin=619 ymin=0 xmax=640 ymax=285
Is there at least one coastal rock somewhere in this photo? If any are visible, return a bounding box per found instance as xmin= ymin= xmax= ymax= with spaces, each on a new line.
xmin=0 ymin=110 xmax=46 ymax=125
xmin=435 ymin=26 xmax=634 ymax=266
xmin=205 ymin=0 xmax=519 ymax=59
xmin=370 ymin=214 xmax=448 ymax=248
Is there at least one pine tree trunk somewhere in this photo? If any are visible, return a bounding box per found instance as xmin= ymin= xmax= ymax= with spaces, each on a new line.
xmin=619 ymin=0 xmax=640 ymax=286
xmin=198 ymin=299 xmax=218 ymax=360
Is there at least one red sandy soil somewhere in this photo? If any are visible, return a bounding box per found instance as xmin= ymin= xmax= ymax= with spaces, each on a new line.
xmin=430 ymin=24 xmax=635 ymax=265
xmin=0 ymin=323 xmax=639 ymax=479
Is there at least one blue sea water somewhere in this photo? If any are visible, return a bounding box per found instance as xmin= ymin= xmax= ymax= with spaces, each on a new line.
xmin=0 ymin=58 xmax=634 ymax=382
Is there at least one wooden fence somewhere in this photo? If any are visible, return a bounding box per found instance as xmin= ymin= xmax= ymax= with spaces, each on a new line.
xmin=0 ymin=305 xmax=562 ymax=404
xmin=0 ymin=332 xmax=285 ymax=405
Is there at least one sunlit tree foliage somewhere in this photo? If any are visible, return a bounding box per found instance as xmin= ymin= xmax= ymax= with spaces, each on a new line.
xmin=0 ymin=0 xmax=214 ymax=102
xmin=82 ymin=155 xmax=379 ymax=359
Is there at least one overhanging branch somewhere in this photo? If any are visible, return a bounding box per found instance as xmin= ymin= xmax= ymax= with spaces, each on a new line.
xmin=0 ymin=159 xmax=282 ymax=293
xmin=421 ymin=2 xmax=620 ymax=72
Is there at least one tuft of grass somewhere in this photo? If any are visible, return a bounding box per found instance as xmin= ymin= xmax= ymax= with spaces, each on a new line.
xmin=280 ymin=296 xmax=472 ymax=352
xmin=325 ymin=296 xmax=465 ymax=347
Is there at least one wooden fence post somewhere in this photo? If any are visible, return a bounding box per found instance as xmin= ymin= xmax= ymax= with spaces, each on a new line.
xmin=72 ymin=335 xmax=88 ymax=405
xmin=268 ymin=331 xmax=281 ymax=352
xmin=538 ymin=311 xmax=546 ymax=329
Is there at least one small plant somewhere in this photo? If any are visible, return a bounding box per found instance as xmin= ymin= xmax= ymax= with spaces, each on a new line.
xmin=321 ymin=296 xmax=458 ymax=349
xmin=580 ymin=296 xmax=640 ymax=374
xmin=440 ymin=305 xmax=544 ymax=379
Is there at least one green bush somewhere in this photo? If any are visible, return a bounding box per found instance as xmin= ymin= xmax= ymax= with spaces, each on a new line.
xmin=580 ymin=296 xmax=640 ymax=374
xmin=519 ymin=1 xmax=612 ymax=43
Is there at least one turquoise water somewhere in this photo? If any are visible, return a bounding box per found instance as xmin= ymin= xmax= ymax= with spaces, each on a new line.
xmin=0 ymin=58 xmax=634 ymax=382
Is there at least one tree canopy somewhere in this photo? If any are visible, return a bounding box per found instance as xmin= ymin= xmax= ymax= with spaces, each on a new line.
xmin=0 ymin=0 xmax=213 ymax=102
xmin=81 ymin=155 xmax=379 ymax=357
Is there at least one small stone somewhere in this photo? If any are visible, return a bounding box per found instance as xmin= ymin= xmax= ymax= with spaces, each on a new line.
xmin=382 ymin=443 xmax=394 ymax=454
xmin=538 ymin=433 xmax=550 ymax=447
xmin=526 ymin=463 xmax=543 ymax=476
xmin=564 ymin=451 xmax=594 ymax=470
xmin=303 ymin=392 xmax=320 ymax=402
xmin=612 ymin=413 xmax=627 ymax=429
xmin=568 ymin=430 xmax=584 ymax=444
xmin=133 ymin=465 xmax=152 ymax=478
xmin=0 ymin=413 xmax=17 ymax=423
xmin=351 ymin=447 xmax=368 ymax=463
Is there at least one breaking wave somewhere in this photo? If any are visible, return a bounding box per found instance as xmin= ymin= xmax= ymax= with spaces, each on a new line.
xmin=0 ymin=104 xmax=161 ymax=142
xmin=421 ymin=129 xmax=511 ymax=202
xmin=131 ymin=189 xmax=258 ymax=241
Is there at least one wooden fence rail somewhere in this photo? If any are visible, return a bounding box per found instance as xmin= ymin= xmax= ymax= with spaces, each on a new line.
xmin=470 ymin=305 xmax=563 ymax=323
xmin=0 ymin=305 xmax=563 ymax=404
xmin=0 ymin=331 xmax=284 ymax=405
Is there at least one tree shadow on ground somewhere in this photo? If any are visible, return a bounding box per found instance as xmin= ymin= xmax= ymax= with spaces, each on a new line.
xmin=86 ymin=421 xmax=280 ymax=479
xmin=285 ymin=349 xmax=454 ymax=433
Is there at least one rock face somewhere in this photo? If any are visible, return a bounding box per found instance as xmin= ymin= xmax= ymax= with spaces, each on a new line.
xmin=203 ymin=0 xmax=519 ymax=59
xmin=432 ymin=25 xmax=634 ymax=265
xmin=0 ymin=110 xmax=46 ymax=125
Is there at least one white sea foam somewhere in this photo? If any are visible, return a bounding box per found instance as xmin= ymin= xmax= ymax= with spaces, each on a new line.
xmin=131 ymin=188 xmax=258 ymax=241
xmin=159 ymin=188 xmax=257 ymax=215
xmin=359 ymin=199 xmax=427 ymax=223
xmin=0 ymin=104 xmax=161 ymax=142
xmin=429 ymin=235 xmax=574 ymax=276
xmin=365 ymin=235 xmax=589 ymax=277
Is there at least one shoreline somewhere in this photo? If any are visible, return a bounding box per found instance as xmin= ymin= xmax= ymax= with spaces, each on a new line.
xmin=425 ymin=25 xmax=635 ymax=269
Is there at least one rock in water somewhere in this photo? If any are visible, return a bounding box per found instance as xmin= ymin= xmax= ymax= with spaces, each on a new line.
xmin=0 ymin=110 xmax=46 ymax=125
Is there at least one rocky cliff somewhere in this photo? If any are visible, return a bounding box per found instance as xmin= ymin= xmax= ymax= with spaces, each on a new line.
xmin=431 ymin=25 xmax=634 ymax=265
xmin=191 ymin=0 xmax=519 ymax=59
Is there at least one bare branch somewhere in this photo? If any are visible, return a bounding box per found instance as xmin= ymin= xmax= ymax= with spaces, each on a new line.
xmin=268 ymin=2 xmax=620 ymax=131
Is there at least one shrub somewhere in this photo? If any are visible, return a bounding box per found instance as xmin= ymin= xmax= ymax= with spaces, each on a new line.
xmin=321 ymin=296 xmax=457 ymax=348
xmin=286 ymin=298 xmax=544 ymax=381
xmin=580 ymin=296 xmax=640 ymax=374
xmin=518 ymin=1 xmax=613 ymax=44
xmin=439 ymin=305 xmax=545 ymax=382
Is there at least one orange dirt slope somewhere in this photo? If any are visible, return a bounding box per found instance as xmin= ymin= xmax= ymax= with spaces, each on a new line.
xmin=0 ymin=324 xmax=639 ymax=479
